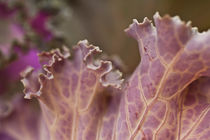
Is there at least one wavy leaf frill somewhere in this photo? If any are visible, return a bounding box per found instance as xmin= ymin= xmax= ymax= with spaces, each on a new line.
xmin=18 ymin=13 xmax=210 ymax=140
xmin=20 ymin=40 xmax=123 ymax=140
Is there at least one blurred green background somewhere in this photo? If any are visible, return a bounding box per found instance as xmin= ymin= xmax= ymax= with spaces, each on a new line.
xmin=28 ymin=0 xmax=210 ymax=74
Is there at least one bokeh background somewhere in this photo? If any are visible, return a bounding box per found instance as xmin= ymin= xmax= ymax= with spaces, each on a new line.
xmin=28 ymin=0 xmax=210 ymax=74
xmin=1 ymin=0 xmax=210 ymax=101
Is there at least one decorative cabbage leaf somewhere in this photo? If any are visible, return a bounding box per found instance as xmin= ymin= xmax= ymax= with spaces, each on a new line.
xmin=0 ymin=1 xmax=57 ymax=95
xmin=0 ymin=95 xmax=40 ymax=140
xmin=17 ymin=13 xmax=210 ymax=140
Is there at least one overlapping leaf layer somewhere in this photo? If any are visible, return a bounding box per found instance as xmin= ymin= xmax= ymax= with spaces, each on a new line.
xmin=2 ymin=13 xmax=210 ymax=140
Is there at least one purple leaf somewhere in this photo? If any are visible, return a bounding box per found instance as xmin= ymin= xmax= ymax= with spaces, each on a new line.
xmin=18 ymin=13 xmax=210 ymax=140
xmin=21 ymin=40 xmax=123 ymax=140
xmin=30 ymin=11 xmax=53 ymax=41
xmin=0 ymin=95 xmax=40 ymax=140
xmin=0 ymin=1 xmax=55 ymax=94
